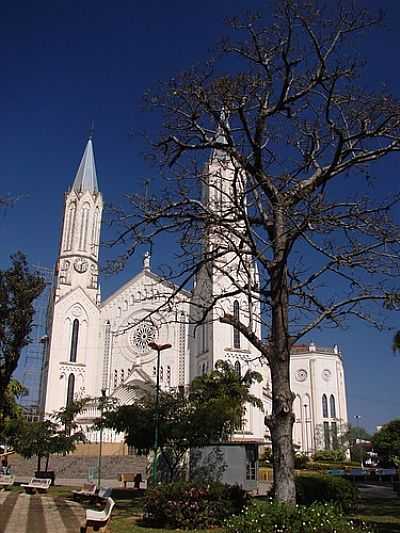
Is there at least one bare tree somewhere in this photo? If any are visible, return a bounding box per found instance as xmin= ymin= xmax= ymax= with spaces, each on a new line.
xmin=112 ymin=0 xmax=400 ymax=502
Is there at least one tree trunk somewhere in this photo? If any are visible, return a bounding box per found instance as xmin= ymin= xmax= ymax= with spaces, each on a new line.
xmin=268 ymin=224 xmax=296 ymax=503
xmin=45 ymin=454 xmax=50 ymax=472
xmin=37 ymin=454 xmax=42 ymax=472
xmin=269 ymin=360 xmax=295 ymax=503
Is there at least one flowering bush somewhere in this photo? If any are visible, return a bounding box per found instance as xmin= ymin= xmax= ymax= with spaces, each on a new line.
xmin=225 ymin=501 xmax=373 ymax=533
xmin=296 ymin=475 xmax=358 ymax=511
xmin=143 ymin=481 xmax=248 ymax=529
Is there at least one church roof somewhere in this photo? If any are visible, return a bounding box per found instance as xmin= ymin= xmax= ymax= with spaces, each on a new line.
xmin=72 ymin=138 xmax=99 ymax=193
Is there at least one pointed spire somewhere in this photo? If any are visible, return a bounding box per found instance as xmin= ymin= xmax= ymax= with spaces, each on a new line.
xmin=72 ymin=138 xmax=99 ymax=193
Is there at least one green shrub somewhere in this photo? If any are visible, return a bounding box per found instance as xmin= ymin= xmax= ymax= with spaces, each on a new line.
xmin=313 ymin=449 xmax=346 ymax=462
xmin=143 ymin=481 xmax=248 ymax=529
xmin=225 ymin=501 xmax=372 ymax=533
xmin=294 ymin=452 xmax=309 ymax=469
xmin=296 ymin=474 xmax=358 ymax=511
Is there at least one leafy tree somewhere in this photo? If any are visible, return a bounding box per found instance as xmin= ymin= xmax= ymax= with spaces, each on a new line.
xmin=0 ymin=253 xmax=45 ymax=410
xmin=13 ymin=400 xmax=86 ymax=472
xmin=103 ymin=361 xmax=262 ymax=481
xmin=372 ymin=420 xmax=400 ymax=467
xmin=0 ymin=379 xmax=28 ymax=452
xmin=114 ymin=1 xmax=400 ymax=501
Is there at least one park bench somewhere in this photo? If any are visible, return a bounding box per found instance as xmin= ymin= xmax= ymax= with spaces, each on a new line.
xmin=72 ymin=483 xmax=97 ymax=501
xmin=327 ymin=469 xmax=345 ymax=477
xmin=96 ymin=487 xmax=112 ymax=502
xmin=21 ymin=477 xmax=52 ymax=494
xmin=0 ymin=474 xmax=15 ymax=489
xmin=80 ymin=496 xmax=115 ymax=532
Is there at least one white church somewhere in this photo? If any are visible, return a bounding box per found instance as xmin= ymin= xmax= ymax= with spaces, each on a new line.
xmin=39 ymin=137 xmax=348 ymax=455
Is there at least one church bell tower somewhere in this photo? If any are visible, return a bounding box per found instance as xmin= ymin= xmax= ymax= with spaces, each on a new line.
xmin=56 ymin=137 xmax=102 ymax=302
xmin=40 ymin=137 xmax=102 ymax=416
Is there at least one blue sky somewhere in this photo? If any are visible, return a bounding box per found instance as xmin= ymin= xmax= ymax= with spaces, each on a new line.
xmin=1 ymin=0 xmax=400 ymax=433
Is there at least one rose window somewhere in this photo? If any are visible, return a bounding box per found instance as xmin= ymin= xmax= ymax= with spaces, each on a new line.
xmin=129 ymin=322 xmax=157 ymax=354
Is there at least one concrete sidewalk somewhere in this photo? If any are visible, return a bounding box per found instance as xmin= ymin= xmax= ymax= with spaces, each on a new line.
xmin=0 ymin=492 xmax=84 ymax=533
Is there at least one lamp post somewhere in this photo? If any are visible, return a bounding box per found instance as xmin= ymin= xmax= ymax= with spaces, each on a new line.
xmin=97 ymin=388 xmax=106 ymax=488
xmin=148 ymin=341 xmax=172 ymax=484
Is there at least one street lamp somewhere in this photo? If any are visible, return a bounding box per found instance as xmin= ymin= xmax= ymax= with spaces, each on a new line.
xmin=148 ymin=341 xmax=172 ymax=484
xmin=97 ymin=388 xmax=107 ymax=488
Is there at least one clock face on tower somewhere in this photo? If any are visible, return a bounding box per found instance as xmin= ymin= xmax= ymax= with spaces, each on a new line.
xmin=74 ymin=257 xmax=89 ymax=273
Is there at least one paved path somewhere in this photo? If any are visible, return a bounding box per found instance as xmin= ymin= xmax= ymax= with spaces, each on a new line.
xmin=0 ymin=491 xmax=85 ymax=532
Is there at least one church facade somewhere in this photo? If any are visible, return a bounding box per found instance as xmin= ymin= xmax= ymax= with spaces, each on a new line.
xmin=39 ymin=138 xmax=348 ymax=454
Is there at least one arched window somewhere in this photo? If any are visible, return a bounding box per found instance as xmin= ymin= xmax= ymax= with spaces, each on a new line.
xmin=66 ymin=373 xmax=75 ymax=406
xmin=64 ymin=202 xmax=76 ymax=251
xmin=233 ymin=300 xmax=240 ymax=349
xmin=91 ymin=208 xmax=99 ymax=255
xmin=330 ymin=395 xmax=336 ymax=418
xmin=234 ymin=360 xmax=241 ymax=377
xmin=322 ymin=394 xmax=328 ymax=418
xmin=79 ymin=203 xmax=90 ymax=251
xmin=70 ymin=319 xmax=79 ymax=362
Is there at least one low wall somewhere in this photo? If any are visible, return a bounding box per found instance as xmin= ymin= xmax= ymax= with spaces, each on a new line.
xmin=72 ymin=442 xmax=128 ymax=456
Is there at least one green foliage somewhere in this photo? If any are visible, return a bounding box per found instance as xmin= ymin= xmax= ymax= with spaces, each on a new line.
xmin=12 ymin=399 xmax=86 ymax=471
xmin=143 ymin=481 xmax=248 ymax=529
xmin=0 ymin=252 xmax=45 ymax=407
xmin=294 ymin=452 xmax=309 ymax=469
xmin=295 ymin=475 xmax=358 ymax=512
xmin=225 ymin=501 xmax=372 ymax=533
xmin=372 ymin=419 xmax=400 ymax=466
xmin=103 ymin=360 xmax=263 ymax=481
xmin=313 ymin=449 xmax=346 ymax=463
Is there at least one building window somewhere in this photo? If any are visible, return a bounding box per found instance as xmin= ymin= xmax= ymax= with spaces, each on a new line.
xmin=331 ymin=421 xmax=338 ymax=449
xmin=121 ymin=369 xmax=125 ymax=384
xmin=330 ymin=395 xmax=336 ymax=418
xmin=167 ymin=365 xmax=171 ymax=385
xmin=64 ymin=202 xmax=76 ymax=251
xmin=114 ymin=369 xmax=118 ymax=388
xmin=322 ymin=394 xmax=328 ymax=418
xmin=79 ymin=203 xmax=90 ymax=251
xmin=233 ymin=300 xmax=240 ymax=349
xmin=160 ymin=366 xmax=163 ymax=382
xmin=70 ymin=319 xmax=79 ymax=362
xmin=234 ymin=361 xmax=241 ymax=378
xmin=66 ymin=373 xmax=75 ymax=406
xmin=323 ymin=421 xmax=330 ymax=450
xmin=152 ymin=366 xmax=156 ymax=377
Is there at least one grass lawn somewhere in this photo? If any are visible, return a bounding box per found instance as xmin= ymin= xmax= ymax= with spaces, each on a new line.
xmin=349 ymin=489 xmax=400 ymax=533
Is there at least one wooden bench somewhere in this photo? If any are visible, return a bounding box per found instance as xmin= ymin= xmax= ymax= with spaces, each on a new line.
xmin=21 ymin=477 xmax=52 ymax=494
xmin=0 ymin=474 xmax=15 ymax=490
xmin=80 ymin=497 xmax=115 ymax=532
xmin=72 ymin=483 xmax=97 ymax=501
